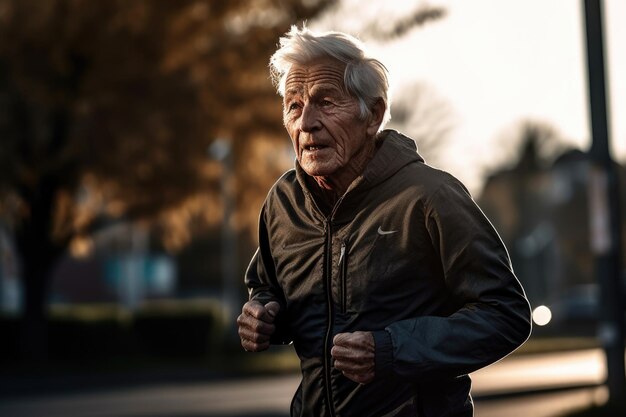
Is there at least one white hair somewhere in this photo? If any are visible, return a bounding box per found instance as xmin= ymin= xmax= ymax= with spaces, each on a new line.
xmin=269 ymin=25 xmax=391 ymax=128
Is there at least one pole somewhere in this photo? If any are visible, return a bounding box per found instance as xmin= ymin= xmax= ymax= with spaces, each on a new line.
xmin=583 ymin=0 xmax=625 ymax=404
xmin=209 ymin=139 xmax=238 ymax=327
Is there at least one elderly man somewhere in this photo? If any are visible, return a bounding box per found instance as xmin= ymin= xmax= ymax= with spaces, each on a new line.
xmin=237 ymin=25 xmax=531 ymax=417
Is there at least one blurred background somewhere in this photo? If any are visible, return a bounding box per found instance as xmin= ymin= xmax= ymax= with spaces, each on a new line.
xmin=0 ymin=0 xmax=624 ymax=416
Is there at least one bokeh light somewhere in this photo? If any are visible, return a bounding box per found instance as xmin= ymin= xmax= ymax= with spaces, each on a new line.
xmin=533 ymin=305 xmax=553 ymax=326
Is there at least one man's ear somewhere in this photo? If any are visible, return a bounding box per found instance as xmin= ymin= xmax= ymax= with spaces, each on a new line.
xmin=366 ymin=98 xmax=385 ymax=136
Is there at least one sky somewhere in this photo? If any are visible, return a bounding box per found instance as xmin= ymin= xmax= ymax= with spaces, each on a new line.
xmin=313 ymin=0 xmax=625 ymax=193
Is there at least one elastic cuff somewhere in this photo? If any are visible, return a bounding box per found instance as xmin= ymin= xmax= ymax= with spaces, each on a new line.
xmin=373 ymin=330 xmax=394 ymax=379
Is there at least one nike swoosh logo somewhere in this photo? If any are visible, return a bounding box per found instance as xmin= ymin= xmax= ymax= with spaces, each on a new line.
xmin=377 ymin=226 xmax=398 ymax=235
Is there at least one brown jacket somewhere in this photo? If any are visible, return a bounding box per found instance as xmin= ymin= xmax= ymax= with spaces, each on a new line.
xmin=246 ymin=129 xmax=532 ymax=417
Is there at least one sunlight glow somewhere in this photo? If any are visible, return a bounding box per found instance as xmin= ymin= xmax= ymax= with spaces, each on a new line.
xmin=315 ymin=0 xmax=626 ymax=194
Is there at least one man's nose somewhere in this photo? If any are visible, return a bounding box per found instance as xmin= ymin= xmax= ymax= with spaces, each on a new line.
xmin=300 ymin=102 xmax=322 ymax=132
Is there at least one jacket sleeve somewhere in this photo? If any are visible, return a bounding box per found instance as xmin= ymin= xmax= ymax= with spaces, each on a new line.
xmin=245 ymin=204 xmax=292 ymax=345
xmin=374 ymin=176 xmax=532 ymax=380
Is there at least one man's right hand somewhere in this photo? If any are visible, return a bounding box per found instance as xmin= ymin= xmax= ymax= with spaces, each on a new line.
xmin=237 ymin=300 xmax=281 ymax=352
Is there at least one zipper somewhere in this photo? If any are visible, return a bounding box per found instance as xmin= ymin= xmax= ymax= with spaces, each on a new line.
xmin=338 ymin=241 xmax=347 ymax=314
xmin=322 ymin=219 xmax=337 ymax=417
xmin=317 ymin=197 xmax=344 ymax=417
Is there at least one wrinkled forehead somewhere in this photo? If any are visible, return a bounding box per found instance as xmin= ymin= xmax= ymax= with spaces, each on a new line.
xmin=284 ymin=57 xmax=347 ymax=96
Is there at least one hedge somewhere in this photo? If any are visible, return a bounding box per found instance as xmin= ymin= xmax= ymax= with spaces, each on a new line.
xmin=0 ymin=299 xmax=226 ymax=362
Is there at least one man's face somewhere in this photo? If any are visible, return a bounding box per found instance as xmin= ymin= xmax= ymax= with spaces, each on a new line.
xmin=283 ymin=58 xmax=377 ymax=180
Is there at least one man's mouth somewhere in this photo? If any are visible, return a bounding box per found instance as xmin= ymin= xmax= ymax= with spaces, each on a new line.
xmin=304 ymin=145 xmax=326 ymax=151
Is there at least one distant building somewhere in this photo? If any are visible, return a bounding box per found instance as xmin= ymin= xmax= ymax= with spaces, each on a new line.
xmin=51 ymin=222 xmax=177 ymax=309
xmin=0 ymin=221 xmax=178 ymax=314
xmin=479 ymin=138 xmax=626 ymax=314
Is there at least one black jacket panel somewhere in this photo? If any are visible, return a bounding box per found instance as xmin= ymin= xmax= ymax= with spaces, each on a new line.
xmin=246 ymin=130 xmax=532 ymax=417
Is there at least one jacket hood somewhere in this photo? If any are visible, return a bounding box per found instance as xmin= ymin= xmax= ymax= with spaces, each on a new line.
xmin=295 ymin=129 xmax=424 ymax=199
xmin=293 ymin=129 xmax=425 ymax=221
xmin=362 ymin=129 xmax=424 ymax=189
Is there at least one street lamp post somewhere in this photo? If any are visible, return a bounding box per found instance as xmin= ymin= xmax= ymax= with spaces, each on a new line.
xmin=208 ymin=138 xmax=238 ymax=327
xmin=583 ymin=0 xmax=626 ymax=404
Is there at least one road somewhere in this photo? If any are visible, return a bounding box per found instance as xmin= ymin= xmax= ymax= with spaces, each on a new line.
xmin=0 ymin=349 xmax=610 ymax=417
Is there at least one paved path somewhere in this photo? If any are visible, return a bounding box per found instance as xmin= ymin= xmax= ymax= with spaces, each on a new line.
xmin=0 ymin=348 xmax=609 ymax=417
xmin=471 ymin=348 xmax=605 ymax=395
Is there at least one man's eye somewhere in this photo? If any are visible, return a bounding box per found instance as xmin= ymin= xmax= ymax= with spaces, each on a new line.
xmin=320 ymin=99 xmax=333 ymax=107
xmin=287 ymin=102 xmax=301 ymax=112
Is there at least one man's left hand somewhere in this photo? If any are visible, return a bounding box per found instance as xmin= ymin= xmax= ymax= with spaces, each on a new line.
xmin=331 ymin=331 xmax=375 ymax=384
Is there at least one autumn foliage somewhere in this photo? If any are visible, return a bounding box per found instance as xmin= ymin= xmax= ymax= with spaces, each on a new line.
xmin=0 ymin=0 xmax=334 ymax=358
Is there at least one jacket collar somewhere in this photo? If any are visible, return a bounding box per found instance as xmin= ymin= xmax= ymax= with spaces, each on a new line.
xmin=361 ymin=129 xmax=424 ymax=190
xmin=295 ymin=129 xmax=424 ymax=220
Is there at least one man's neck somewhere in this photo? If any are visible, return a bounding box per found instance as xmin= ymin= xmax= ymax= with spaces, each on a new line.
xmin=310 ymin=176 xmax=340 ymax=210
xmin=311 ymin=137 xmax=378 ymax=198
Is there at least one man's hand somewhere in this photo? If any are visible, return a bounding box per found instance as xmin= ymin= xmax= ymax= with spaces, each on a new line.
xmin=331 ymin=331 xmax=375 ymax=384
xmin=237 ymin=300 xmax=280 ymax=352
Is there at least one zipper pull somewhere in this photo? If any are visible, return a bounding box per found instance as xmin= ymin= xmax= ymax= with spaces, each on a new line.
xmin=338 ymin=241 xmax=346 ymax=266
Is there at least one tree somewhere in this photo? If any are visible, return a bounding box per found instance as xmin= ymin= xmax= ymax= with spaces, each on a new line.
xmin=0 ymin=0 xmax=335 ymax=360
xmin=313 ymin=0 xmax=445 ymax=41
xmin=386 ymin=81 xmax=456 ymax=167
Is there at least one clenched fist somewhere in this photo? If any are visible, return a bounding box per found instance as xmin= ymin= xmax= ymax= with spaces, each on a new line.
xmin=237 ymin=300 xmax=281 ymax=352
xmin=331 ymin=331 xmax=376 ymax=384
